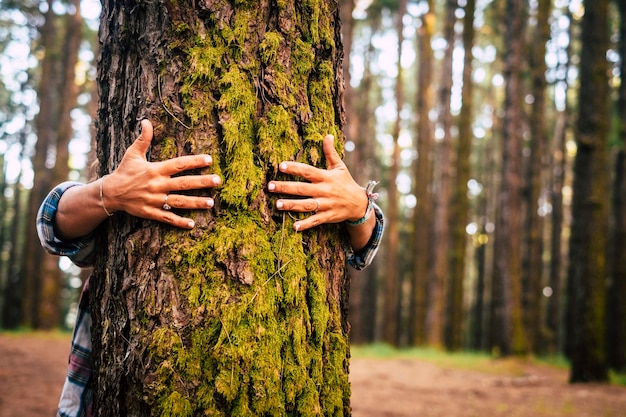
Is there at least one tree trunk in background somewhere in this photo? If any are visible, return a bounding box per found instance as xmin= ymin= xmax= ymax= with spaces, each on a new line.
xmin=349 ymin=12 xmax=381 ymax=344
xmin=383 ymin=0 xmax=407 ymax=346
xmin=608 ymin=0 xmax=626 ymax=373
xmin=350 ymin=15 xmax=384 ymax=343
xmin=547 ymin=6 xmax=573 ymax=356
xmin=428 ymin=0 xmax=455 ymax=348
xmin=567 ymin=0 xmax=609 ymax=383
xmin=446 ymin=0 xmax=475 ymax=351
xmin=522 ymin=0 xmax=550 ymax=353
xmin=21 ymin=0 xmax=59 ymax=329
xmin=492 ymin=0 xmax=527 ymax=356
xmin=1 ymin=131 xmax=28 ymax=329
xmin=92 ymin=2 xmax=352 ymax=415
xmin=38 ymin=0 xmax=82 ymax=329
xmin=411 ymin=0 xmax=435 ymax=347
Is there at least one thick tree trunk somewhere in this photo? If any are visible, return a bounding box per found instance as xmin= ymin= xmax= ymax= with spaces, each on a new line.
xmin=92 ymin=1 xmax=351 ymax=415
xmin=567 ymin=0 xmax=610 ymax=383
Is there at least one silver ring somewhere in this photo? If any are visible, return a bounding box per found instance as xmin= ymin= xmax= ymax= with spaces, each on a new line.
xmin=163 ymin=194 xmax=172 ymax=211
xmin=313 ymin=198 xmax=320 ymax=213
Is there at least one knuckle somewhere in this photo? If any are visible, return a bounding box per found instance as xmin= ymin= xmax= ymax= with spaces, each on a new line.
xmin=179 ymin=177 xmax=192 ymax=190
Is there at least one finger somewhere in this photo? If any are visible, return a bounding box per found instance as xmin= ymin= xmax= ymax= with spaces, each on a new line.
xmin=323 ymin=134 xmax=345 ymax=170
xmin=141 ymin=207 xmax=197 ymax=229
xmin=159 ymin=154 xmax=214 ymax=176
xmin=128 ymin=119 xmax=154 ymax=157
xmin=293 ymin=215 xmax=324 ymax=232
xmin=168 ymin=174 xmax=221 ymax=191
xmin=276 ymin=197 xmax=320 ymax=213
xmin=162 ymin=194 xmax=215 ymax=210
xmin=278 ymin=161 xmax=324 ymax=182
xmin=268 ymin=180 xmax=316 ymax=197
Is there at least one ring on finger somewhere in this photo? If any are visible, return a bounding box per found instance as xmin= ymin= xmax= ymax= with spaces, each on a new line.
xmin=163 ymin=194 xmax=172 ymax=211
xmin=312 ymin=198 xmax=320 ymax=214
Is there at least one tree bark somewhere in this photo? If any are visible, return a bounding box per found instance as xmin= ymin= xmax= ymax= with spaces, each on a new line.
xmin=427 ymin=0 xmax=455 ymax=348
xmin=491 ymin=0 xmax=527 ymax=356
xmin=410 ymin=0 xmax=435 ymax=347
xmin=446 ymin=0 xmax=475 ymax=351
xmin=92 ymin=1 xmax=352 ymax=415
xmin=608 ymin=0 xmax=626 ymax=373
xmin=521 ymin=0 xmax=550 ymax=353
xmin=567 ymin=0 xmax=610 ymax=383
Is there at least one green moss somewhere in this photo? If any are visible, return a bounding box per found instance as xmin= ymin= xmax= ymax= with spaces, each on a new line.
xmin=217 ymin=65 xmax=263 ymax=208
xmin=258 ymin=105 xmax=300 ymax=171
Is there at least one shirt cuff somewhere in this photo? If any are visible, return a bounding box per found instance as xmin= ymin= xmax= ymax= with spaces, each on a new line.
xmin=347 ymin=203 xmax=384 ymax=270
xmin=36 ymin=181 xmax=96 ymax=267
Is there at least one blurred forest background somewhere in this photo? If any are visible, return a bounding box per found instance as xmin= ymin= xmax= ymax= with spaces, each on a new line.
xmin=0 ymin=0 xmax=624 ymax=383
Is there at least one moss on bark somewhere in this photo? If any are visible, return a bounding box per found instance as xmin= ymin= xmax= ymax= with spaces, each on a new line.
xmin=93 ymin=1 xmax=350 ymax=416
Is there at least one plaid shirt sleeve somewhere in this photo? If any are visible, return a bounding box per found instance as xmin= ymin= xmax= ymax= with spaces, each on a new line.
xmin=347 ymin=203 xmax=384 ymax=270
xmin=37 ymin=181 xmax=96 ymax=267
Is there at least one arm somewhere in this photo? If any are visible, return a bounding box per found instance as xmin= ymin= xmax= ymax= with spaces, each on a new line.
xmin=267 ymin=134 xmax=382 ymax=253
xmin=54 ymin=119 xmax=221 ymax=241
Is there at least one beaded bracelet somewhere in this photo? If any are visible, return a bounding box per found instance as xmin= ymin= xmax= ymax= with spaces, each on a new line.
xmin=99 ymin=175 xmax=115 ymax=217
xmin=346 ymin=180 xmax=379 ymax=226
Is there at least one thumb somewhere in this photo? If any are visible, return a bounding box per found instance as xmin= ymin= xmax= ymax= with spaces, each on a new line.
xmin=323 ymin=134 xmax=344 ymax=170
xmin=128 ymin=119 xmax=154 ymax=158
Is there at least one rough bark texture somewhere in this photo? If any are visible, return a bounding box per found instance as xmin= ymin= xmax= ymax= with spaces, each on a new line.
xmin=91 ymin=1 xmax=351 ymax=415
xmin=567 ymin=0 xmax=609 ymax=383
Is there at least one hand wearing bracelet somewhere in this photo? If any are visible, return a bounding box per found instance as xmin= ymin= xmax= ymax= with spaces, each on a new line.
xmin=346 ymin=180 xmax=379 ymax=227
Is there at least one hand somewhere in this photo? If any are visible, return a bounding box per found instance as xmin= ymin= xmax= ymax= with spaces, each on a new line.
xmin=103 ymin=119 xmax=221 ymax=229
xmin=267 ymin=134 xmax=368 ymax=232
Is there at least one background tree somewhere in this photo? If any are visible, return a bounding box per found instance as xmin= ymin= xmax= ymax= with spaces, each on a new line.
xmin=608 ymin=0 xmax=626 ymax=373
xmin=91 ymin=1 xmax=354 ymax=415
xmin=566 ymin=0 xmax=610 ymax=383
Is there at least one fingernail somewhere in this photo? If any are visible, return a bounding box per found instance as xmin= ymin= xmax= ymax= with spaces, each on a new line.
xmin=207 ymin=199 xmax=214 ymax=208
xmin=294 ymin=222 xmax=300 ymax=231
xmin=268 ymin=182 xmax=275 ymax=191
xmin=277 ymin=201 xmax=283 ymax=209
xmin=204 ymin=155 xmax=212 ymax=165
xmin=213 ymin=176 xmax=221 ymax=185
xmin=188 ymin=220 xmax=195 ymax=228
xmin=280 ymin=162 xmax=288 ymax=171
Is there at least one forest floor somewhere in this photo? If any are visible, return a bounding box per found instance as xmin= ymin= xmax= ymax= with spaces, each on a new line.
xmin=1 ymin=333 xmax=626 ymax=417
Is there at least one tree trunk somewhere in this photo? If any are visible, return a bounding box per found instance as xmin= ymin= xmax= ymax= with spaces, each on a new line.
xmin=21 ymin=0 xmax=59 ymax=329
xmin=567 ymin=0 xmax=610 ymax=383
xmin=410 ymin=0 xmax=435 ymax=347
xmin=38 ymin=0 xmax=83 ymax=329
xmin=383 ymin=0 xmax=407 ymax=347
xmin=491 ymin=0 xmax=527 ymax=356
xmin=446 ymin=0 xmax=475 ymax=351
xmin=92 ymin=1 xmax=352 ymax=415
xmin=348 ymin=11 xmax=380 ymax=345
xmin=522 ymin=0 xmax=550 ymax=353
xmin=427 ymin=0 xmax=455 ymax=348
xmin=608 ymin=0 xmax=626 ymax=373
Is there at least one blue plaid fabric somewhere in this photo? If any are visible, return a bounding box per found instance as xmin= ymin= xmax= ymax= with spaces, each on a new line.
xmin=38 ymin=183 xmax=384 ymax=416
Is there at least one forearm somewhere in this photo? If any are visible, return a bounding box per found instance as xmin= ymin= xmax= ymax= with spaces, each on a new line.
xmin=54 ymin=179 xmax=110 ymax=241
xmin=346 ymin=212 xmax=377 ymax=252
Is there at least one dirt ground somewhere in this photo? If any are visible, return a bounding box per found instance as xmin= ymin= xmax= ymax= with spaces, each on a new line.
xmin=1 ymin=333 xmax=625 ymax=417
